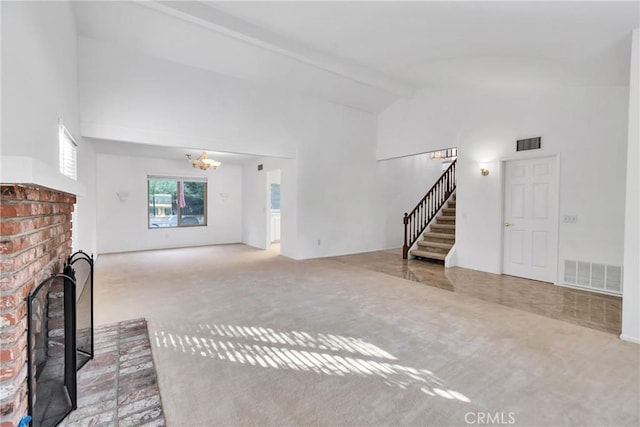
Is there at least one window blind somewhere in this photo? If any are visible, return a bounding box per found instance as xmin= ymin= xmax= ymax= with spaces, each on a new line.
xmin=58 ymin=125 xmax=77 ymax=180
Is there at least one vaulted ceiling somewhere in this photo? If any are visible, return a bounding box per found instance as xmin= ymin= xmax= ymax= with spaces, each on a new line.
xmin=72 ymin=1 xmax=639 ymax=115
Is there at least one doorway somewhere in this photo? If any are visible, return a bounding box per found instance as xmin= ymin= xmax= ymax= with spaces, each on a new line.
xmin=266 ymin=169 xmax=281 ymax=253
xmin=502 ymin=156 xmax=558 ymax=283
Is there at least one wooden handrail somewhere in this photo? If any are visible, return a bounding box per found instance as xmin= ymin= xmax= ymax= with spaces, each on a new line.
xmin=403 ymin=159 xmax=457 ymax=259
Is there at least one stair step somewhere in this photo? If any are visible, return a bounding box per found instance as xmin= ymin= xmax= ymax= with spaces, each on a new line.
xmin=431 ymin=224 xmax=455 ymax=233
xmin=417 ymin=240 xmax=453 ymax=250
xmin=437 ymin=215 xmax=456 ymax=222
xmin=431 ymin=223 xmax=455 ymax=229
xmin=410 ymin=250 xmax=446 ymax=261
xmin=442 ymin=208 xmax=456 ymax=214
xmin=448 ymin=200 xmax=456 ymax=206
xmin=423 ymin=232 xmax=455 ymax=240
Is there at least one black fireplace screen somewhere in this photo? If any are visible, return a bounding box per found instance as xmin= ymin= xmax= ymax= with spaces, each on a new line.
xmin=67 ymin=251 xmax=94 ymax=369
xmin=27 ymin=251 xmax=94 ymax=426
xmin=27 ymin=268 xmax=77 ymax=427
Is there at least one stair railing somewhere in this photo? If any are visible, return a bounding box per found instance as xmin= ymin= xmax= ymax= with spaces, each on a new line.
xmin=403 ymin=159 xmax=457 ymax=259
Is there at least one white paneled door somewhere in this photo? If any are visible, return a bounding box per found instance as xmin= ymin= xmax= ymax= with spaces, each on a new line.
xmin=503 ymin=156 xmax=558 ymax=283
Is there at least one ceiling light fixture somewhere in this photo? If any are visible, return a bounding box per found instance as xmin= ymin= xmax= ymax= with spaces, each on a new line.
xmin=186 ymin=152 xmax=221 ymax=171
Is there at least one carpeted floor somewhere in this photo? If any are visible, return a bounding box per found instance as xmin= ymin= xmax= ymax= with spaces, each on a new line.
xmin=93 ymin=244 xmax=639 ymax=426
xmin=60 ymin=319 xmax=165 ymax=426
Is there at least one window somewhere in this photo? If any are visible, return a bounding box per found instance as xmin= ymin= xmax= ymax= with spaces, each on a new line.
xmin=428 ymin=147 xmax=458 ymax=171
xmin=148 ymin=176 xmax=207 ymax=228
xmin=58 ymin=124 xmax=77 ymax=180
xmin=270 ymin=184 xmax=281 ymax=210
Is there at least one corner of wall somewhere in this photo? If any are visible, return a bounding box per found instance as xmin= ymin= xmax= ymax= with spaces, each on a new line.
xmin=621 ymin=28 xmax=640 ymax=343
xmin=444 ymin=244 xmax=457 ymax=268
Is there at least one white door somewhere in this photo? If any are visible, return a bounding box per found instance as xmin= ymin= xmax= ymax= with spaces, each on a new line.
xmin=503 ymin=156 xmax=558 ymax=283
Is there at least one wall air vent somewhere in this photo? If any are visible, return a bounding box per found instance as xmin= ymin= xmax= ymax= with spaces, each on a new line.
xmin=257 ymin=164 xmax=263 ymax=171
xmin=517 ymin=137 xmax=542 ymax=152
xmin=563 ymin=259 xmax=623 ymax=295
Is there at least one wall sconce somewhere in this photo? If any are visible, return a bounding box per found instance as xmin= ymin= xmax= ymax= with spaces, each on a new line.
xmin=480 ymin=164 xmax=490 ymax=176
xmin=116 ymin=191 xmax=129 ymax=202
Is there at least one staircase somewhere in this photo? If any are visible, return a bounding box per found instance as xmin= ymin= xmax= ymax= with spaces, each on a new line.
xmin=402 ymin=159 xmax=456 ymax=260
xmin=410 ymin=196 xmax=456 ymax=262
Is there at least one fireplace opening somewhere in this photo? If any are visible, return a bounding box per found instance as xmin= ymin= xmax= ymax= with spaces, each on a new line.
xmin=27 ymin=266 xmax=77 ymax=427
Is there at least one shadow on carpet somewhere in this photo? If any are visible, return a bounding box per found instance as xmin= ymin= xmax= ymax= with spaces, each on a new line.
xmin=59 ymin=318 xmax=166 ymax=426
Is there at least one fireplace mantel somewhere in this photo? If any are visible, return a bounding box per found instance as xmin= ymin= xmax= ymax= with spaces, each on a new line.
xmin=0 ymin=156 xmax=85 ymax=197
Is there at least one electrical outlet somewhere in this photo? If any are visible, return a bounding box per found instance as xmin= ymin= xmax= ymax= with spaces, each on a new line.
xmin=563 ymin=215 xmax=578 ymax=224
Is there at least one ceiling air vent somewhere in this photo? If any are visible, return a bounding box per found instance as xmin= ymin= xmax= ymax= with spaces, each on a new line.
xmin=257 ymin=164 xmax=264 ymax=171
xmin=517 ymin=137 xmax=542 ymax=152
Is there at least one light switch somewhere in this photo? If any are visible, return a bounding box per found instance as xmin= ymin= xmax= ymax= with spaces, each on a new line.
xmin=563 ymin=215 xmax=578 ymax=224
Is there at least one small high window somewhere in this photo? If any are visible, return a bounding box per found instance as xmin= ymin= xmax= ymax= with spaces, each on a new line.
xmin=148 ymin=176 xmax=207 ymax=228
xmin=58 ymin=124 xmax=77 ymax=180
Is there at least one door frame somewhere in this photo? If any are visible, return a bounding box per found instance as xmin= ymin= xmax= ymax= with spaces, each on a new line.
xmin=500 ymin=152 xmax=561 ymax=284
xmin=265 ymin=169 xmax=282 ymax=248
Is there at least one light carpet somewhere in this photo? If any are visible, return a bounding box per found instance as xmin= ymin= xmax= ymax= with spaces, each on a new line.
xmin=94 ymin=244 xmax=639 ymax=426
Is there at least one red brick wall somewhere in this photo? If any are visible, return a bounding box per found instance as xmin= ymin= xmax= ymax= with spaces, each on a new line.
xmin=0 ymin=185 xmax=75 ymax=427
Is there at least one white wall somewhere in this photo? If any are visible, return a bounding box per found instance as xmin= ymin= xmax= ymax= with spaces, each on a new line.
xmin=79 ymin=37 xmax=297 ymax=158
xmin=74 ymin=141 xmax=97 ymax=255
xmin=96 ymin=154 xmax=242 ymax=254
xmin=294 ymin=103 xmax=385 ymax=259
xmin=377 ymin=88 xmax=470 ymax=160
xmin=81 ymin=37 xmax=387 ymax=259
xmin=2 ymin=1 xmax=78 ymax=165
xmin=622 ymin=29 xmax=639 ymax=343
xmin=242 ymin=104 xmax=386 ymax=260
xmin=377 ymin=154 xmax=446 ymax=249
xmin=1 ymin=1 xmax=97 ymax=254
xmin=378 ymin=87 xmax=629 ymax=282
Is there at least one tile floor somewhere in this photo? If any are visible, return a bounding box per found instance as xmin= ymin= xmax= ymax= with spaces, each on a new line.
xmin=60 ymin=318 xmax=165 ymax=427
xmin=330 ymin=249 xmax=622 ymax=335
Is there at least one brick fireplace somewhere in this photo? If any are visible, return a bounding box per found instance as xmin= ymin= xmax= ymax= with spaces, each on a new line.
xmin=0 ymin=184 xmax=75 ymax=427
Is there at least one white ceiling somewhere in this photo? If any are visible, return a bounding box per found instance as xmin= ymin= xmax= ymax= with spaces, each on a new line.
xmin=73 ymin=1 xmax=638 ymax=158
xmin=210 ymin=1 xmax=638 ymax=88
xmin=73 ymin=1 xmax=639 ymax=106
xmin=72 ymin=0 xmax=407 ymax=114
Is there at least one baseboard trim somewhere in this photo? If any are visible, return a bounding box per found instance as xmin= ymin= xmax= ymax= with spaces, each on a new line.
xmin=556 ymin=282 xmax=622 ymax=297
xmin=620 ymin=334 xmax=640 ymax=344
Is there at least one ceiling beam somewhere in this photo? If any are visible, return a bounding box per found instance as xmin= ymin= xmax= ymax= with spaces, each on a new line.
xmin=139 ymin=0 xmax=416 ymax=97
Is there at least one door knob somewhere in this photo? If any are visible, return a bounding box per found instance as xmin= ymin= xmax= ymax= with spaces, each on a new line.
xmin=504 ymin=222 xmax=513 ymax=227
